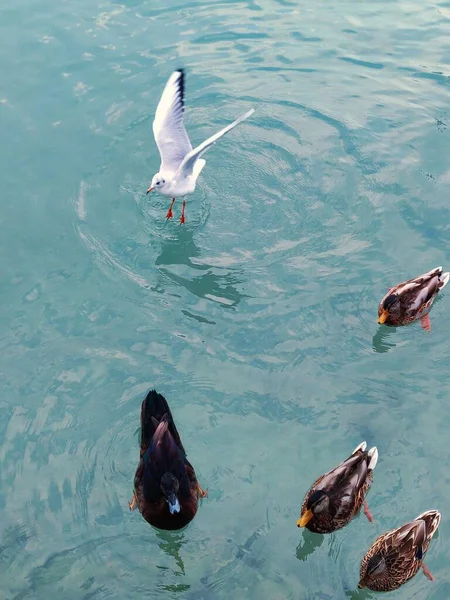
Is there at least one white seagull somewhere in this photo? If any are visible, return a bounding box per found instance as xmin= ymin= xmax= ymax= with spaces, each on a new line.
xmin=146 ymin=69 xmax=255 ymax=223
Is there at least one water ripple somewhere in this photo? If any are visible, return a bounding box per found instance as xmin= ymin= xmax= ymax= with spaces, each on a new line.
xmin=2 ymin=0 xmax=450 ymax=597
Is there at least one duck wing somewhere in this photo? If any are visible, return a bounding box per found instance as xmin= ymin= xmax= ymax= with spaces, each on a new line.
xmin=142 ymin=416 xmax=190 ymax=502
xmin=376 ymin=510 xmax=440 ymax=568
xmin=314 ymin=443 xmax=378 ymax=515
xmin=380 ymin=267 xmax=449 ymax=312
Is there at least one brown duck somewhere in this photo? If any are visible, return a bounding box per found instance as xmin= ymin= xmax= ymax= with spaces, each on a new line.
xmin=359 ymin=510 xmax=440 ymax=591
xmin=378 ymin=266 xmax=449 ymax=330
xmin=297 ymin=441 xmax=378 ymax=533
xmin=129 ymin=389 xmax=207 ymax=530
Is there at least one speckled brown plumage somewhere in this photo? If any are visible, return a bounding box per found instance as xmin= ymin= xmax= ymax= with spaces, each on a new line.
xmin=358 ymin=510 xmax=440 ymax=591
xmin=129 ymin=390 xmax=206 ymax=531
xmin=377 ymin=266 xmax=449 ymax=328
xmin=297 ymin=442 xmax=378 ymax=534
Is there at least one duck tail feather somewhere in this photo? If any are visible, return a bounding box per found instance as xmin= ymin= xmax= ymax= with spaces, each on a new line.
xmin=439 ymin=272 xmax=449 ymax=288
xmin=140 ymin=390 xmax=185 ymax=454
xmin=367 ymin=446 xmax=379 ymax=470
xmin=352 ymin=441 xmax=367 ymax=455
xmin=415 ymin=509 xmax=441 ymax=535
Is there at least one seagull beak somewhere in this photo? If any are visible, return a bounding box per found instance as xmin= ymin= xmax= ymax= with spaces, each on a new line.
xmin=146 ymin=186 xmax=154 ymax=194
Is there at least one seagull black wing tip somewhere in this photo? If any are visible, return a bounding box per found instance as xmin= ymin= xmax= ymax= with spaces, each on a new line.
xmin=174 ymin=69 xmax=185 ymax=109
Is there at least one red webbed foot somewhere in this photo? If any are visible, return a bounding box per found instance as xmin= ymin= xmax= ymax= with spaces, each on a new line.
xmin=363 ymin=499 xmax=373 ymax=523
xmin=420 ymin=314 xmax=431 ymax=332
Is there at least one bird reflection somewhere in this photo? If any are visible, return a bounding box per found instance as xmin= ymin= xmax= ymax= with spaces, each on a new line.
xmin=345 ymin=587 xmax=373 ymax=600
xmin=155 ymin=229 xmax=247 ymax=308
xmin=295 ymin=529 xmax=324 ymax=561
xmin=155 ymin=529 xmax=186 ymax=576
xmin=372 ymin=326 xmax=397 ymax=353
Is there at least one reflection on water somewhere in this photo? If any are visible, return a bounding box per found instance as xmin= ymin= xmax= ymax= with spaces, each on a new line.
xmin=3 ymin=0 xmax=450 ymax=595
xmin=155 ymin=529 xmax=187 ymax=578
xmin=372 ymin=326 xmax=397 ymax=353
xmin=234 ymin=523 xmax=267 ymax=570
xmin=195 ymin=524 xmax=269 ymax=595
xmin=296 ymin=529 xmax=325 ymax=561
xmin=345 ymin=587 xmax=374 ymax=600
xmin=155 ymin=230 xmax=247 ymax=308
xmin=0 ymin=522 xmax=32 ymax=570
xmin=77 ymin=221 xmax=247 ymax=311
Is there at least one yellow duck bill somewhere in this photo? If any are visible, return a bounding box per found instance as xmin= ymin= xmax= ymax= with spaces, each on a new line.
xmin=377 ymin=309 xmax=389 ymax=324
xmin=297 ymin=509 xmax=313 ymax=528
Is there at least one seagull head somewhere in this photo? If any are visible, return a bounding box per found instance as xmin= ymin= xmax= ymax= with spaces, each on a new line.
xmin=147 ymin=173 xmax=167 ymax=194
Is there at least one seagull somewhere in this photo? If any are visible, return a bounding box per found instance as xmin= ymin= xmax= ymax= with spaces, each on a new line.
xmin=146 ymin=69 xmax=255 ymax=223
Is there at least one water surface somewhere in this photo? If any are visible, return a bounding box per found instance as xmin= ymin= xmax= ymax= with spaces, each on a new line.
xmin=1 ymin=0 xmax=450 ymax=598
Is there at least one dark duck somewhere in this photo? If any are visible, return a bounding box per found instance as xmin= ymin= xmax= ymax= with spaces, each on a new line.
xmin=129 ymin=389 xmax=207 ymax=530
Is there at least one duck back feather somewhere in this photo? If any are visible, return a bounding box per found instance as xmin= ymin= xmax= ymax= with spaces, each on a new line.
xmin=140 ymin=389 xmax=185 ymax=457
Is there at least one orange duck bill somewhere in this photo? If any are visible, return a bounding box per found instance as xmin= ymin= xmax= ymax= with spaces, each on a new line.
xmin=297 ymin=509 xmax=313 ymax=528
xmin=377 ymin=309 xmax=389 ymax=324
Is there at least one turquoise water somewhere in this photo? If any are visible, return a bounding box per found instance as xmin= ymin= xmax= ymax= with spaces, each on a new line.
xmin=2 ymin=0 xmax=450 ymax=597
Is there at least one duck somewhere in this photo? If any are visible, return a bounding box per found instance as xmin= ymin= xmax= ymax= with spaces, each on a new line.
xmin=377 ymin=266 xmax=449 ymax=330
xmin=129 ymin=389 xmax=207 ymax=530
xmin=358 ymin=510 xmax=441 ymax=591
xmin=297 ymin=441 xmax=378 ymax=534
